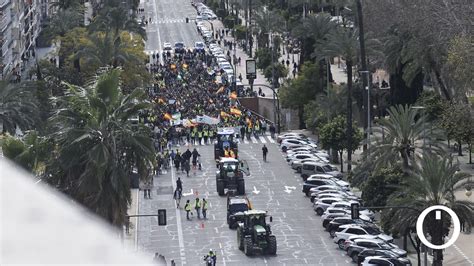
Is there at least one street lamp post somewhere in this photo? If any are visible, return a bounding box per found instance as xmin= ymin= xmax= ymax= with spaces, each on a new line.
xmin=360 ymin=70 xmax=371 ymax=155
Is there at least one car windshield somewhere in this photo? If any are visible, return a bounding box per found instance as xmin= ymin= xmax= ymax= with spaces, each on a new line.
xmin=379 ymin=243 xmax=392 ymax=249
xmin=196 ymin=43 xmax=204 ymax=48
xmin=175 ymin=43 xmax=184 ymax=48
xmin=322 ymin=165 xmax=333 ymax=172
xmin=365 ymin=227 xmax=381 ymax=235
xmin=229 ymin=203 xmax=248 ymax=213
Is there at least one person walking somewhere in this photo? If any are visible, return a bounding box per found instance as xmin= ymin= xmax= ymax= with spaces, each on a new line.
xmin=194 ymin=197 xmax=201 ymax=219
xmin=269 ymin=124 xmax=276 ymax=139
xmin=174 ymin=187 xmax=182 ymax=208
xmin=202 ymin=198 xmax=208 ymax=219
xmin=192 ymin=148 xmax=200 ymax=170
xmin=176 ymin=177 xmax=183 ymax=191
xmin=185 ymin=200 xmax=192 ymax=220
xmin=262 ymin=144 xmax=268 ymax=162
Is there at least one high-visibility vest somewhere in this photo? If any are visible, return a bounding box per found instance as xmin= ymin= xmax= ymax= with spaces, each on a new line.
xmin=198 ymin=131 xmax=203 ymax=138
xmin=203 ymin=201 xmax=208 ymax=210
xmin=224 ymin=150 xmax=230 ymax=157
xmin=191 ymin=131 xmax=195 ymax=137
xmin=229 ymin=150 xmax=235 ymax=158
xmin=203 ymin=130 xmax=208 ymax=137
xmin=195 ymin=200 xmax=201 ymax=208
xmin=185 ymin=203 xmax=191 ymax=211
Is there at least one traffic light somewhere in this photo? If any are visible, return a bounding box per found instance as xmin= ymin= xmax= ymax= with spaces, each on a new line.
xmin=185 ymin=17 xmax=189 ymax=23
xmin=158 ymin=209 xmax=167 ymax=226
xmin=351 ymin=203 xmax=360 ymax=220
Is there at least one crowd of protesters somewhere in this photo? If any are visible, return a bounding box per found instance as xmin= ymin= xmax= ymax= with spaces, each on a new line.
xmin=138 ymin=48 xmax=275 ymax=175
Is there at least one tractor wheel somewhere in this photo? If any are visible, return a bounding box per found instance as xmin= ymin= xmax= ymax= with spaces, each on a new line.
xmin=244 ymin=237 xmax=253 ymax=256
xmin=237 ymin=180 xmax=245 ymax=195
xmin=329 ymin=229 xmax=337 ymax=238
xmin=237 ymin=229 xmax=244 ymax=250
xmin=316 ymin=208 xmax=324 ymax=216
xmin=281 ymin=146 xmax=287 ymax=152
xmin=267 ymin=235 xmax=277 ymax=255
xmin=305 ymin=190 xmax=311 ymax=197
xmin=217 ymin=180 xmax=225 ymax=196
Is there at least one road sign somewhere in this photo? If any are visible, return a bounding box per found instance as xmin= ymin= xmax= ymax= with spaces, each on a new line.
xmin=416 ymin=205 xmax=460 ymax=249
xmin=246 ymin=59 xmax=256 ymax=80
xmin=158 ymin=209 xmax=167 ymax=226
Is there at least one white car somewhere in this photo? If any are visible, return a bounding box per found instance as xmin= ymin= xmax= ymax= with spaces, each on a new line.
xmin=313 ymin=198 xmax=348 ymax=215
xmin=334 ymin=224 xmax=393 ymax=250
xmin=361 ymin=256 xmax=411 ymax=266
xmin=309 ymin=185 xmax=345 ymax=194
xmin=311 ymin=190 xmax=359 ymax=203
xmin=277 ymin=133 xmax=307 ymax=143
xmin=281 ymin=139 xmax=317 ymax=151
xmin=308 ymin=174 xmax=350 ymax=189
xmin=287 ymin=146 xmax=316 ymax=155
xmin=330 ymin=201 xmax=375 ymax=220
xmin=291 ymin=158 xmax=327 ymax=172
xmin=163 ymin=42 xmax=173 ymax=51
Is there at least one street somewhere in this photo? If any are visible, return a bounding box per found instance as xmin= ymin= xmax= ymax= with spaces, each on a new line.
xmin=137 ymin=137 xmax=352 ymax=265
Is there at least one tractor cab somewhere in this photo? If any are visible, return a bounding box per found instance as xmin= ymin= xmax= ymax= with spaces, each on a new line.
xmin=237 ymin=210 xmax=277 ymax=256
xmin=214 ymin=127 xmax=238 ymax=161
xmin=216 ymin=158 xmax=249 ymax=196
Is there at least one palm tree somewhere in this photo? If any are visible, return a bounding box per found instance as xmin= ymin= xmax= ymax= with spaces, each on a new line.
xmin=369 ymin=105 xmax=445 ymax=173
xmin=75 ymin=32 xmax=143 ymax=69
xmin=0 ymin=80 xmax=37 ymax=134
xmin=253 ymin=7 xmax=285 ymax=48
xmin=317 ymin=27 xmax=359 ymax=171
xmin=88 ymin=6 xmax=146 ymax=41
xmin=43 ymin=8 xmax=84 ymax=39
xmin=384 ymin=154 xmax=474 ymax=266
xmin=46 ymin=69 xmax=155 ymax=227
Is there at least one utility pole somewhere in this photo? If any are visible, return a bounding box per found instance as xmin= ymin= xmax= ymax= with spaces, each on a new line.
xmin=248 ymin=0 xmax=253 ymax=57
xmin=271 ymin=32 xmax=277 ymax=131
xmin=356 ymin=0 xmax=369 ymax=153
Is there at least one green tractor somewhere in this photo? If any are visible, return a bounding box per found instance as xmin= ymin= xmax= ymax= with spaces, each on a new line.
xmin=236 ymin=210 xmax=277 ymax=256
xmin=216 ymin=158 xmax=249 ymax=196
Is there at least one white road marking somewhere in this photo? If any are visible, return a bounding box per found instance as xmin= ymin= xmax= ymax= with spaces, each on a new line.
xmin=267 ymin=136 xmax=275 ymax=143
xmin=170 ymin=159 xmax=186 ymax=264
xmin=250 ymin=136 xmax=258 ymax=143
xmin=214 ymin=227 xmax=219 ymax=233
xmin=150 ymin=0 xmax=163 ymax=64
xmin=252 ymin=186 xmax=260 ymax=194
xmin=259 ymin=136 xmax=267 ymax=143
xmin=244 ymin=138 xmax=249 ymax=144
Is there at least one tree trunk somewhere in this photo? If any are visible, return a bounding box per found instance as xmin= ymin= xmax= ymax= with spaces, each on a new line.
xmin=346 ymin=60 xmax=353 ymax=172
xmin=458 ymin=142 xmax=463 ymax=156
xmin=469 ymin=143 xmax=472 ymax=164
xmin=408 ymin=233 xmax=421 ymax=266
xmin=356 ymin=0 xmax=368 ymax=153
xmin=432 ymin=65 xmax=451 ymax=101
xmin=400 ymin=147 xmax=410 ymax=173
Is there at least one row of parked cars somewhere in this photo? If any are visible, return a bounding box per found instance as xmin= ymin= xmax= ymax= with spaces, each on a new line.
xmin=278 ymin=132 xmax=411 ymax=266
xmin=194 ymin=2 xmax=217 ymax=20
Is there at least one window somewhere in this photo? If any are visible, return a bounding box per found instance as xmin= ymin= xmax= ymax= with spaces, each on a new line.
xmin=346 ymin=228 xmax=365 ymax=235
xmin=303 ymin=164 xmax=315 ymax=170
xmin=322 ymin=165 xmax=333 ymax=172
xmin=358 ymin=241 xmax=373 ymax=248
xmin=369 ymin=259 xmax=392 ymax=266
xmin=316 ymin=166 xmax=324 ymax=172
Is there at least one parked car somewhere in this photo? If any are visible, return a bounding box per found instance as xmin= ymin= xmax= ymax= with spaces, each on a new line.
xmin=303 ymin=177 xmax=343 ymax=196
xmin=361 ymin=256 xmax=411 ymax=266
xmin=334 ymin=224 xmax=393 ymax=250
xmin=346 ymin=238 xmax=407 ymax=262
xmin=281 ymin=139 xmax=317 ymax=152
xmin=163 ymin=42 xmax=173 ymax=53
xmin=313 ymin=198 xmax=349 ymax=215
xmin=321 ymin=212 xmax=348 ymax=228
xmin=286 ymin=146 xmax=316 ymax=154
xmin=292 ymin=158 xmax=324 ymax=172
xmin=306 ymin=174 xmax=350 ymax=190
xmin=358 ymin=250 xmax=411 ymax=265
xmin=327 ymin=216 xmax=374 ymax=237
xmin=309 ymin=185 xmax=346 ymax=195
xmin=311 ymin=191 xmax=359 ymax=203
xmin=277 ymin=133 xmax=307 ymax=143
xmin=330 ymin=201 xmax=375 ymax=220
xmin=301 ymin=162 xmax=343 ymax=179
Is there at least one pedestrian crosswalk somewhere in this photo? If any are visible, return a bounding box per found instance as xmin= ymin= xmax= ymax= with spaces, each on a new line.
xmin=174 ymin=135 xmax=276 ymax=147
xmin=151 ymin=19 xmax=186 ymax=24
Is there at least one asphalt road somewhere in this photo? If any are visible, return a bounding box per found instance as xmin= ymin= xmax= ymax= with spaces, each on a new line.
xmin=143 ymin=0 xmax=202 ymax=57
xmin=137 ymin=135 xmax=352 ymax=265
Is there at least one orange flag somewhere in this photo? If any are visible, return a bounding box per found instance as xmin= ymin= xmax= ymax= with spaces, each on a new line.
xmin=157 ymin=98 xmax=165 ymax=104
xmin=229 ymin=92 xmax=238 ymax=100
xmin=220 ymin=111 xmax=229 ymax=117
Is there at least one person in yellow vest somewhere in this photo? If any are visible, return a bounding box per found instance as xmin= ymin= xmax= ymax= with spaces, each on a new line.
xmin=185 ymin=200 xmax=192 ymax=220
xmin=190 ymin=130 xmax=196 ymax=145
xmin=203 ymin=128 xmax=209 ymax=145
xmin=229 ymin=149 xmax=235 ymax=158
xmin=197 ymin=130 xmax=203 ymax=145
xmin=224 ymin=147 xmax=230 ymax=157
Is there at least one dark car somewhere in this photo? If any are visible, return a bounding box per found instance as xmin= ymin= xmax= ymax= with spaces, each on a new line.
xmin=327 ymin=216 xmax=374 ymax=236
xmin=174 ymin=42 xmax=185 ymax=53
xmin=347 ymin=238 xmax=407 ymax=263
xmin=321 ymin=212 xmax=347 ymax=229
xmin=358 ymin=249 xmax=412 ymax=265
xmin=302 ymin=178 xmax=335 ymax=196
xmin=227 ymin=196 xmax=250 ymax=229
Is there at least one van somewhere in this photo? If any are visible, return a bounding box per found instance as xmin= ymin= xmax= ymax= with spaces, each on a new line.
xmin=301 ymin=162 xmax=343 ymax=180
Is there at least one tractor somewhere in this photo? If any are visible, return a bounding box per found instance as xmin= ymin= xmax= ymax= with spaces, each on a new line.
xmin=227 ymin=195 xmax=252 ymax=229
xmin=216 ymin=158 xmax=249 ymax=196
xmin=214 ymin=127 xmax=238 ymax=163
xmin=236 ymin=210 xmax=277 ymax=256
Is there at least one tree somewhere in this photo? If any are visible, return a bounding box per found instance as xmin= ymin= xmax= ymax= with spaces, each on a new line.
xmin=43 ymin=9 xmax=84 ymax=39
xmin=263 ymin=63 xmax=288 ymax=88
xmin=0 ymin=80 xmax=37 ymax=134
xmin=317 ymin=27 xmax=359 ymax=171
xmin=319 ymin=115 xmax=363 ymax=171
xmin=383 ymin=154 xmax=474 ymax=266
xmin=370 ymin=105 xmax=446 ymax=174
xmin=280 ymin=62 xmax=323 ymax=128
xmin=88 ymin=6 xmax=146 ymax=41
xmin=45 ymin=69 xmax=155 ymax=227
xmin=360 ymin=166 xmax=404 ymax=207
xmin=441 ymin=101 xmax=474 ymax=156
